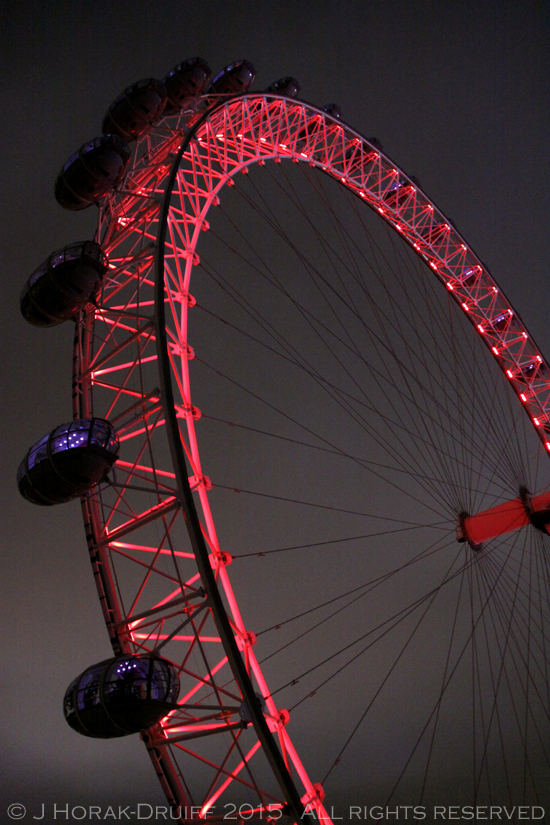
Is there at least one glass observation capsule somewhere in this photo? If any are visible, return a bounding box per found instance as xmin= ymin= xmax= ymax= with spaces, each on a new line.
xmin=383 ymin=177 xmax=412 ymax=209
xmin=101 ymin=78 xmax=167 ymax=141
xmin=421 ymin=222 xmax=449 ymax=244
xmin=367 ymin=136 xmax=384 ymax=151
xmin=20 ymin=241 xmax=108 ymax=327
xmin=54 ymin=134 xmax=131 ymax=211
xmin=162 ymin=57 xmax=212 ymax=114
xmin=17 ymin=418 xmax=119 ymax=505
xmin=322 ymin=103 xmax=342 ymax=119
xmin=64 ymin=654 xmax=180 ymax=738
xmin=209 ymin=60 xmax=256 ymax=95
xmin=266 ymin=76 xmax=301 ymax=98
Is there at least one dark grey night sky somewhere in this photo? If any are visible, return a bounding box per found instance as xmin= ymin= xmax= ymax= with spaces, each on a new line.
xmin=1 ymin=0 xmax=549 ymax=816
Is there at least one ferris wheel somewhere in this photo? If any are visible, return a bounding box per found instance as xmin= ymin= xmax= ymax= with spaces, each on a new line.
xmin=18 ymin=58 xmax=550 ymax=822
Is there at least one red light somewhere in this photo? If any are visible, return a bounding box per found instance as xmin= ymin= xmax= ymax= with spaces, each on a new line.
xmin=534 ymin=418 xmax=540 ymax=426
xmin=506 ymin=370 xmax=513 ymax=378
xmin=477 ymin=324 xmax=484 ymax=333
xmin=492 ymin=347 xmax=499 ymax=355
xmin=546 ymin=442 xmax=550 ymax=451
xmin=520 ymin=394 xmax=527 ymax=402
xmin=447 ymin=283 xmax=454 ymax=290
xmin=462 ymin=303 xmax=469 ymax=311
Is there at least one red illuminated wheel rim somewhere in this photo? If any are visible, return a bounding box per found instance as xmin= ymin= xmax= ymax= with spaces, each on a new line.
xmin=75 ymin=94 xmax=550 ymax=817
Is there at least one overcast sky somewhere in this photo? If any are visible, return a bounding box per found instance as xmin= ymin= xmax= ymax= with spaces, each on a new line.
xmin=1 ymin=0 xmax=549 ymax=818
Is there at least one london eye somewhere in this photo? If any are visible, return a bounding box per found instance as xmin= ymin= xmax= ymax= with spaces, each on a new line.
xmin=18 ymin=57 xmax=550 ymax=821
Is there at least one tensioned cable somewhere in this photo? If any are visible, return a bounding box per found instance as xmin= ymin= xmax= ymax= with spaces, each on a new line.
xmin=270 ymin=537 xmax=468 ymax=701
xmin=345 ymin=188 xmax=536 ymax=500
xmin=196 ymin=346 xmax=513 ymax=515
xmin=216 ymin=169 xmax=532 ymax=502
xmin=371 ymin=531 xmax=540 ymax=801
xmin=256 ymin=531 xmax=457 ymax=661
xmin=272 ymin=163 xmax=483 ymax=508
xmin=296 ymin=163 xmax=534 ymax=501
xmin=232 ymin=525 xmax=448 ymax=560
xmin=213 ymin=482 xmax=439 ymax=525
xmin=472 ymin=535 xmax=549 ymax=800
xmin=254 ymin=159 xmax=532 ymax=490
xmin=194 ymin=265 xmax=510 ymax=511
xmin=206 ymin=170 xmax=544 ymax=536
xmin=202 ymin=412 xmax=490 ymax=492
xmin=196 ymin=348 xmax=459 ymax=520
xmin=197 ymin=299 xmax=517 ymax=503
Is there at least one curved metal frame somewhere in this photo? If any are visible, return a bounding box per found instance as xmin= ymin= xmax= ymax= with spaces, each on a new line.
xmin=73 ymin=92 xmax=550 ymax=821
xmin=154 ymin=105 xmax=306 ymax=821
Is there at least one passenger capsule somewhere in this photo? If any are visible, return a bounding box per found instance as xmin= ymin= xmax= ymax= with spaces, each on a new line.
xmin=420 ymin=222 xmax=449 ymax=245
xmin=102 ymin=79 xmax=167 ymax=141
xmin=266 ymin=77 xmax=301 ymax=98
xmin=460 ymin=265 xmax=481 ymax=288
xmin=367 ymin=137 xmax=384 ymax=151
xmin=162 ymin=58 xmax=212 ymax=114
xmin=209 ymin=60 xmax=256 ymax=95
xmin=383 ymin=177 xmax=411 ymax=208
xmin=17 ymin=418 xmax=119 ymax=505
xmin=492 ymin=311 xmax=513 ymax=332
xmin=322 ymin=104 xmax=342 ymax=119
xmin=20 ymin=241 xmax=108 ymax=327
xmin=55 ymin=135 xmax=131 ymax=211
xmin=64 ymin=654 xmax=180 ymax=738
xmin=522 ymin=361 xmax=540 ymax=380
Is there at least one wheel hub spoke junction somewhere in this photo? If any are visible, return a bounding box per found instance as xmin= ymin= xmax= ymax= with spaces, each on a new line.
xmin=459 ymin=488 xmax=550 ymax=548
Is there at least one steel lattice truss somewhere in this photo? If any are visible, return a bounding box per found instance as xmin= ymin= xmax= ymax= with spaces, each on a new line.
xmin=73 ymin=94 xmax=550 ymax=822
